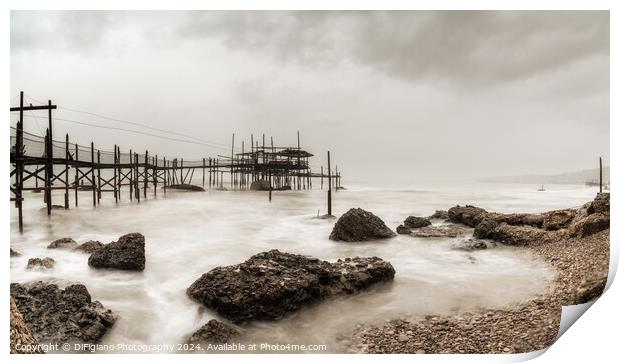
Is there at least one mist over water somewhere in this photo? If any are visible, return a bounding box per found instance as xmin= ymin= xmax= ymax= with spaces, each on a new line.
xmin=10 ymin=182 xmax=599 ymax=353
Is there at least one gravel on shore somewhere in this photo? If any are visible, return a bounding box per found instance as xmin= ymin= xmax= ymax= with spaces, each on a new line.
xmin=348 ymin=229 xmax=610 ymax=354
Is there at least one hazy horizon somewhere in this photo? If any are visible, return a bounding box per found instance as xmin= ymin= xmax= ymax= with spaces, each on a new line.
xmin=10 ymin=11 xmax=610 ymax=183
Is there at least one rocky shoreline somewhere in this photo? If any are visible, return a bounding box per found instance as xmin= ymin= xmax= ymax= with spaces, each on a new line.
xmin=348 ymin=194 xmax=610 ymax=354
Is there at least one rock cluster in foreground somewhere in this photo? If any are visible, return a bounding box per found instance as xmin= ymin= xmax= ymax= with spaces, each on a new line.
xmin=10 ymin=282 xmax=116 ymax=345
xmin=88 ymin=233 xmax=146 ymax=271
xmin=187 ymin=249 xmax=395 ymax=323
xmin=329 ymin=208 xmax=396 ymax=242
xmin=26 ymin=257 xmax=55 ymax=270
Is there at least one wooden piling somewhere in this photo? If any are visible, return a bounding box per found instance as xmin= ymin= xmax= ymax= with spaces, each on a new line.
xmin=599 ymin=156 xmax=603 ymax=193
xmin=327 ymin=151 xmax=332 ymax=216
xmin=113 ymin=145 xmax=118 ymax=203
xmin=144 ymin=151 xmax=148 ymax=199
xmin=91 ymin=142 xmax=96 ymax=207
xmin=74 ymin=143 xmax=79 ymax=206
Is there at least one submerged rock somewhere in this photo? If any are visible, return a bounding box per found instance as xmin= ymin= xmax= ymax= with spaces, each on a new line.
xmin=74 ymin=241 xmax=104 ymax=254
xmin=168 ymin=184 xmax=205 ymax=192
xmin=396 ymin=225 xmax=412 ymax=235
xmin=329 ymin=208 xmax=396 ymax=242
xmin=410 ymin=224 xmax=469 ymax=238
xmin=403 ymin=216 xmax=432 ymax=229
xmin=187 ymin=319 xmax=239 ymax=344
xmin=10 ymin=282 xmax=116 ymax=344
xmin=447 ymin=205 xmax=488 ymax=227
xmin=10 ymin=297 xmax=43 ymax=354
xmin=573 ymin=276 xmax=607 ymax=304
xmin=47 ymin=238 xmax=78 ymax=250
xmin=88 ymin=233 xmax=145 ymax=271
xmin=452 ymin=239 xmax=497 ymax=251
xmin=187 ymin=250 xmax=395 ymax=323
xmin=11 ymin=248 xmax=21 ymax=257
xmin=250 ymin=180 xmax=271 ymax=191
xmin=26 ymin=257 xmax=55 ymax=270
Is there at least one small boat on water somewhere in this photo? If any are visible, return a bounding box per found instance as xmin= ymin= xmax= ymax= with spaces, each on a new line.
xmin=538 ymin=185 xmax=546 ymax=191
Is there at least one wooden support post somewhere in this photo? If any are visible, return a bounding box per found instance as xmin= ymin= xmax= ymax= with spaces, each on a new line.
xmin=97 ymin=150 xmax=102 ymax=204
xmin=327 ymin=151 xmax=332 ymax=216
xmin=335 ymin=165 xmax=339 ymax=192
xmin=163 ymin=157 xmax=167 ymax=195
xmin=154 ymin=155 xmax=158 ymax=197
xmin=91 ymin=142 xmax=96 ymax=207
xmin=180 ymin=158 xmax=184 ymax=185
xmin=144 ymin=151 xmax=148 ymax=198
xmin=74 ymin=143 xmax=79 ymax=206
xmin=135 ymin=153 xmax=140 ymax=202
xmin=114 ymin=145 xmax=118 ymax=203
xmin=64 ymin=134 xmax=69 ymax=209
xmin=202 ymin=158 xmax=206 ymax=187
xmin=45 ymin=129 xmax=52 ymax=216
xmin=129 ymin=149 xmax=133 ymax=201
xmin=209 ymin=158 xmax=212 ymax=188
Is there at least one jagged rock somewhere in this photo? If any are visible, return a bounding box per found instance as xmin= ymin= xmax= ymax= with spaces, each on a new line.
xmin=11 ymin=248 xmax=21 ymax=257
xmin=403 ymin=216 xmax=432 ymax=229
xmin=74 ymin=241 xmax=104 ymax=254
xmin=10 ymin=297 xmax=44 ymax=354
xmin=588 ymin=193 xmax=610 ymax=215
xmin=47 ymin=238 xmax=78 ymax=250
xmin=542 ymin=209 xmax=576 ymax=231
xmin=484 ymin=223 xmax=552 ymax=246
xmin=187 ymin=250 xmax=395 ymax=323
xmin=473 ymin=217 xmax=499 ymax=239
xmin=447 ymin=205 xmax=488 ymax=227
xmin=10 ymin=282 xmax=116 ymax=344
xmin=428 ymin=210 xmax=449 ymax=220
xmin=88 ymin=233 xmax=145 ymax=271
xmin=250 ymin=180 xmax=271 ymax=191
xmin=410 ymin=224 xmax=469 ymax=238
xmin=452 ymin=239 xmax=497 ymax=251
xmin=396 ymin=225 xmax=412 ymax=235
xmin=187 ymin=319 xmax=239 ymax=344
xmin=168 ymin=184 xmax=205 ymax=192
xmin=329 ymin=208 xmax=396 ymax=242
xmin=26 ymin=257 xmax=55 ymax=270
xmin=569 ymin=213 xmax=610 ymax=238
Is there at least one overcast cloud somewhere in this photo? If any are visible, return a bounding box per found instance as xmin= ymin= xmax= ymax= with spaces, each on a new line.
xmin=10 ymin=11 xmax=610 ymax=182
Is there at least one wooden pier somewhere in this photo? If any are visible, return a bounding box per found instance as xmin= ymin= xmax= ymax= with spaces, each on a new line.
xmin=10 ymin=92 xmax=342 ymax=232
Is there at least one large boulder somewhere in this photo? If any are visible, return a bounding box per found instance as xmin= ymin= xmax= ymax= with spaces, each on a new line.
xmin=26 ymin=257 xmax=55 ymax=270
xmin=187 ymin=250 xmax=395 ymax=323
xmin=569 ymin=213 xmax=610 ymax=238
xmin=329 ymin=208 xmax=396 ymax=242
xmin=10 ymin=282 xmax=116 ymax=345
xmin=403 ymin=216 xmax=432 ymax=229
xmin=473 ymin=217 xmax=500 ymax=239
xmin=451 ymin=238 xmax=497 ymax=251
xmin=74 ymin=241 xmax=104 ymax=254
xmin=447 ymin=205 xmax=488 ymax=227
xmin=250 ymin=180 xmax=271 ymax=191
xmin=187 ymin=319 xmax=239 ymax=344
xmin=588 ymin=193 xmax=610 ymax=215
xmin=88 ymin=233 xmax=145 ymax=271
xmin=542 ymin=209 xmax=576 ymax=231
xmin=10 ymin=297 xmax=44 ymax=354
xmin=47 ymin=238 xmax=78 ymax=250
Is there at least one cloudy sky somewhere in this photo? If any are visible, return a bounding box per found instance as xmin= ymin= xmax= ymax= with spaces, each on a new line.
xmin=10 ymin=11 xmax=609 ymax=183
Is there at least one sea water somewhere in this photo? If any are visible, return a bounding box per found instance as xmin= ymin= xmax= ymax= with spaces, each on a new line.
xmin=9 ymin=182 xmax=598 ymax=353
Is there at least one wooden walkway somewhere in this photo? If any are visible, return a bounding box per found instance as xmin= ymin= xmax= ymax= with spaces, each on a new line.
xmin=10 ymin=92 xmax=342 ymax=232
